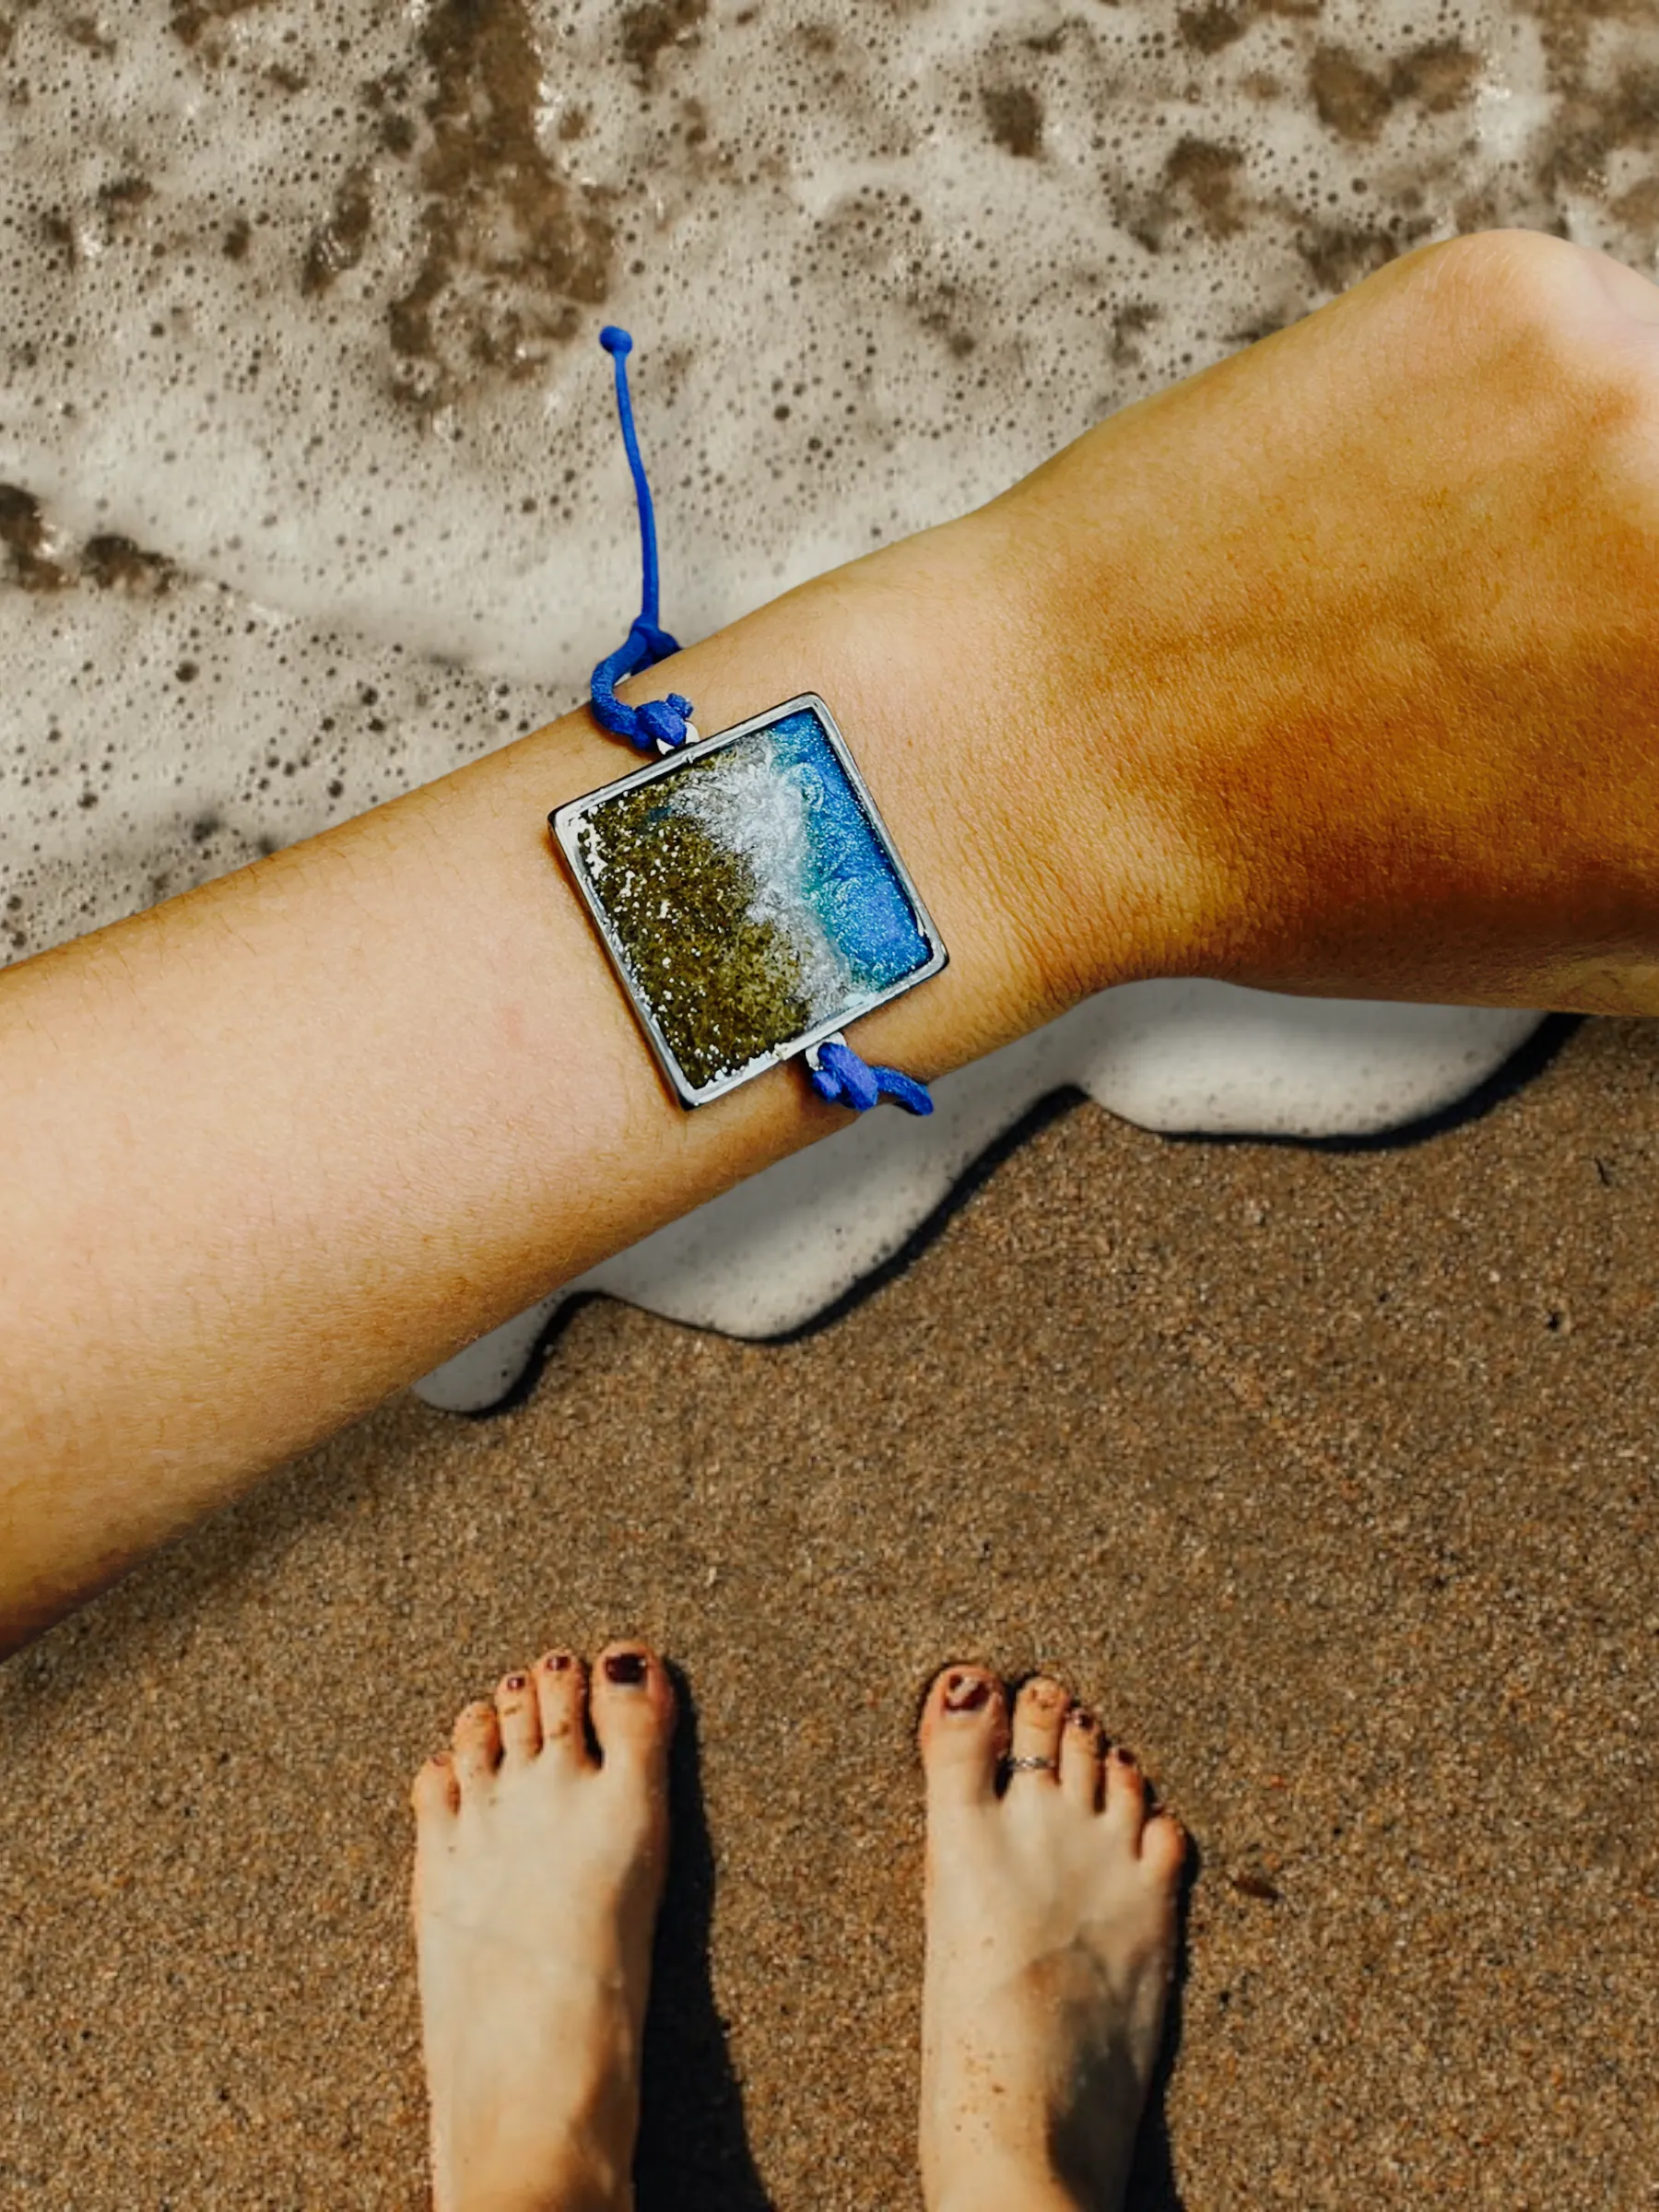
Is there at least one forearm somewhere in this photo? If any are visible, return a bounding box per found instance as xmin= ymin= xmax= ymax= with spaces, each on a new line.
xmin=9 ymin=228 xmax=1659 ymax=1651
xmin=0 ymin=503 xmax=1195 ymax=1648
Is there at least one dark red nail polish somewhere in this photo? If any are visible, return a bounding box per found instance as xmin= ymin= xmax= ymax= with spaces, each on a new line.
xmin=504 ymin=1673 xmax=526 ymax=1692
xmin=1115 ymin=1745 xmax=1136 ymax=1765
xmin=1069 ymin=1707 xmax=1093 ymax=1729
xmin=605 ymin=1652 xmax=648 ymax=1686
xmin=545 ymin=1653 xmax=571 ymax=1672
xmin=944 ymin=1673 xmax=990 ymax=1712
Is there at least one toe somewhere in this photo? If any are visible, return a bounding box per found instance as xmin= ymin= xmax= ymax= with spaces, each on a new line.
xmin=534 ymin=1650 xmax=594 ymax=1769
xmin=1141 ymin=1811 xmax=1187 ymax=1885
xmin=1006 ymin=1675 xmax=1068 ymax=1789
xmin=452 ymin=1699 xmax=501 ymax=1794
xmin=410 ymin=1751 xmax=459 ymax=1825
xmin=1059 ymin=1704 xmax=1103 ymax=1811
xmin=495 ymin=1669 xmax=541 ymax=1766
xmin=590 ymin=1643 xmax=676 ymax=1780
xmin=1103 ymin=1741 xmax=1148 ymax=1841
xmin=919 ymin=1665 xmax=1008 ymax=1807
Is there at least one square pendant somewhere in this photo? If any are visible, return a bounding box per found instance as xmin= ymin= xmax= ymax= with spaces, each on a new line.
xmin=551 ymin=693 xmax=948 ymax=1107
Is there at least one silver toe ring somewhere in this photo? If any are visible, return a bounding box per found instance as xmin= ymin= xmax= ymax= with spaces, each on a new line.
xmin=1005 ymin=1754 xmax=1058 ymax=1774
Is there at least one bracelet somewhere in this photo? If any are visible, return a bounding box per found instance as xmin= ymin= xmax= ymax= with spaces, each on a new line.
xmin=549 ymin=328 xmax=946 ymax=1115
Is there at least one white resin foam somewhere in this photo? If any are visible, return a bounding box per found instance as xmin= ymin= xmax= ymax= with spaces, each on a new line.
xmin=2 ymin=1 xmax=1646 ymax=1406
xmin=667 ymin=733 xmax=860 ymax=1024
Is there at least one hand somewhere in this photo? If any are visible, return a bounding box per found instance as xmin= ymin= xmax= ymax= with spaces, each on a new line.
xmin=1006 ymin=229 xmax=1659 ymax=1015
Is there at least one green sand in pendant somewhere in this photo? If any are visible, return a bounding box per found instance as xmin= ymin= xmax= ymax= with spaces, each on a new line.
xmin=577 ymin=782 xmax=814 ymax=1093
xmin=559 ymin=700 xmax=944 ymax=1103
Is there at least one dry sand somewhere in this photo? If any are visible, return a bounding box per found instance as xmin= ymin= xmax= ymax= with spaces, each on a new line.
xmin=3 ymin=1016 xmax=1656 ymax=2208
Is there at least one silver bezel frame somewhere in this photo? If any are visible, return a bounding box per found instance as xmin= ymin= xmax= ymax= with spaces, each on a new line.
xmin=551 ymin=692 xmax=948 ymax=1109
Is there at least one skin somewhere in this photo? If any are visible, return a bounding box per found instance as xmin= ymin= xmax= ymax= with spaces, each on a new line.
xmin=5 ymin=230 xmax=1659 ymax=1650
xmin=411 ymin=1649 xmax=1182 ymax=2212
xmin=412 ymin=1646 xmax=676 ymax=2212
xmin=916 ymin=1666 xmax=1183 ymax=2212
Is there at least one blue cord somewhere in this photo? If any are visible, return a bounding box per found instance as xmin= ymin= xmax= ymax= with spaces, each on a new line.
xmin=603 ymin=324 xmax=664 ymax=632
xmin=806 ymin=1038 xmax=935 ymax=1117
xmin=590 ymin=327 xmax=694 ymax=754
xmin=588 ymin=327 xmax=932 ymax=1117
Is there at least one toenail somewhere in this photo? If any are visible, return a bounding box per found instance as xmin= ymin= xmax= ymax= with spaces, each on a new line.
xmin=604 ymin=1653 xmax=648 ymax=1686
xmin=545 ymin=1653 xmax=571 ymax=1672
xmin=944 ymin=1673 xmax=991 ymax=1712
xmin=1069 ymin=1708 xmax=1094 ymax=1729
xmin=1114 ymin=1745 xmax=1136 ymax=1765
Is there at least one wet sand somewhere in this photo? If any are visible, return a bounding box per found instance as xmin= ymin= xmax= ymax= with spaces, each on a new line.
xmin=3 ymin=1015 xmax=1655 ymax=2209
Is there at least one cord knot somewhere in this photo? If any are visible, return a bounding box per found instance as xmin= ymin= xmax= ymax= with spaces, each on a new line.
xmin=806 ymin=1036 xmax=934 ymax=1117
xmin=636 ymin=695 xmax=694 ymax=751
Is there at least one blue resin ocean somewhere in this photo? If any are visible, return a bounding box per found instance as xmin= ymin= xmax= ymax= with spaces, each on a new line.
xmin=687 ymin=706 xmax=928 ymax=1001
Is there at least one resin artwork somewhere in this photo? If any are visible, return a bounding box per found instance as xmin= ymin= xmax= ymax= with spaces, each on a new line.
xmin=555 ymin=697 xmax=945 ymax=1104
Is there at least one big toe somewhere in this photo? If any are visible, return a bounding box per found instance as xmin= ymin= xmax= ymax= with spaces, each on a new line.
xmin=920 ymin=1665 xmax=1007 ymax=1807
xmin=590 ymin=1643 xmax=676 ymax=1784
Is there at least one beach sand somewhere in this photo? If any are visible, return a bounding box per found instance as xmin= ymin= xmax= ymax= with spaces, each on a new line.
xmin=6 ymin=1 xmax=1659 ymax=2205
xmin=3 ymin=1014 xmax=1655 ymax=2209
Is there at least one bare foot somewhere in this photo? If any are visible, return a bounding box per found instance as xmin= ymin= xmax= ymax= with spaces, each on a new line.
xmin=918 ymin=1666 xmax=1185 ymax=2212
xmin=410 ymin=1643 xmax=676 ymax=2212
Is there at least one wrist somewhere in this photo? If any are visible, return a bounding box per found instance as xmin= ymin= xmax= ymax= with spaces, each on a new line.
xmin=596 ymin=498 xmax=1209 ymax=1089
